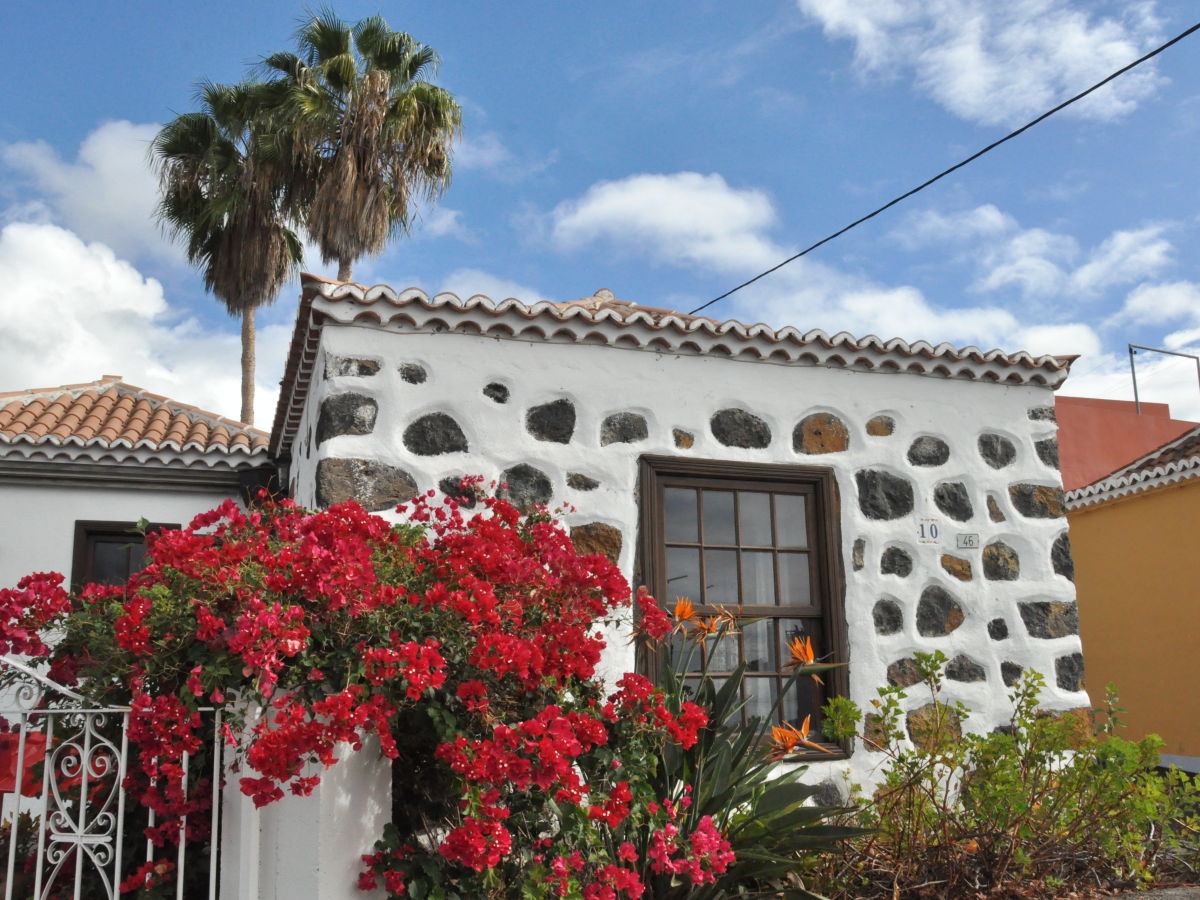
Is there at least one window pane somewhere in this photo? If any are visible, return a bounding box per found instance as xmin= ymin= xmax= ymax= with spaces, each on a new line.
xmin=665 ymin=488 xmax=698 ymax=543
xmin=778 ymin=552 xmax=811 ymax=606
xmin=666 ymin=547 xmax=701 ymax=605
xmin=775 ymin=494 xmax=808 ymax=548
xmin=742 ymin=551 xmax=775 ymax=606
xmin=669 ymin=632 xmax=703 ymax=672
xmin=742 ymin=618 xmax=774 ymax=672
xmin=91 ymin=538 xmax=132 ymax=585
xmin=783 ymin=675 xmax=824 ymax=729
xmin=738 ymin=492 xmax=772 ymax=546
xmin=703 ymin=549 xmax=739 ymax=605
xmin=705 ymin=633 xmax=738 ymax=672
xmin=702 ymin=491 xmax=736 ymax=545
xmin=745 ymin=677 xmax=779 ymax=725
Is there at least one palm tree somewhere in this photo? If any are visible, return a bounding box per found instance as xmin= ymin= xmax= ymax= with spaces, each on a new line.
xmin=263 ymin=11 xmax=462 ymax=282
xmin=152 ymin=81 xmax=301 ymax=425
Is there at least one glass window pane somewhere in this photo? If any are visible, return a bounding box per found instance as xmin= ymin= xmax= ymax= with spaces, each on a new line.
xmin=778 ymin=552 xmax=811 ymax=606
xmin=739 ymin=492 xmax=772 ymax=546
xmin=783 ymin=675 xmax=824 ymax=730
xmin=91 ymin=538 xmax=131 ymax=585
xmin=669 ymin=632 xmax=703 ymax=672
xmin=666 ymin=547 xmax=701 ymax=606
xmin=703 ymin=549 xmax=739 ymax=606
xmin=665 ymin=488 xmax=698 ymax=543
xmin=702 ymin=491 xmax=736 ymax=545
xmin=742 ymin=618 xmax=774 ymax=672
xmin=742 ymin=551 xmax=775 ymax=606
xmin=705 ymin=633 xmax=738 ymax=672
xmin=745 ymin=677 xmax=779 ymax=725
xmin=775 ymin=494 xmax=808 ymax=548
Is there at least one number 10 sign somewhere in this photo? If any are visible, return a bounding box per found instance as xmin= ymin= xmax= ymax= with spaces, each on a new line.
xmin=917 ymin=517 xmax=941 ymax=544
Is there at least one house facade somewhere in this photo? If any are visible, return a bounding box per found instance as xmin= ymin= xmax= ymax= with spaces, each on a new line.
xmin=272 ymin=275 xmax=1084 ymax=783
xmin=1065 ymin=424 xmax=1200 ymax=770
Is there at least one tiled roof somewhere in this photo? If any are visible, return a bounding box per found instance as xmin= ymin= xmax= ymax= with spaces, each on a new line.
xmin=1065 ymin=424 xmax=1200 ymax=510
xmin=271 ymin=274 xmax=1076 ymax=456
xmin=1 ymin=376 xmax=269 ymax=467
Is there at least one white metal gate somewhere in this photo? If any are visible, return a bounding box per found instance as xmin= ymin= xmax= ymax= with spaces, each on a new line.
xmin=0 ymin=655 xmax=224 ymax=899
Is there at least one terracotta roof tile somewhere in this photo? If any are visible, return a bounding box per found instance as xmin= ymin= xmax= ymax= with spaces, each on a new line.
xmin=0 ymin=377 xmax=269 ymax=462
xmin=1066 ymin=424 xmax=1200 ymax=509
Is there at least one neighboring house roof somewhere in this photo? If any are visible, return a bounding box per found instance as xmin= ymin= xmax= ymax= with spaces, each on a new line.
xmin=271 ymin=274 xmax=1076 ymax=457
xmin=0 ymin=376 xmax=269 ymax=471
xmin=1065 ymin=423 xmax=1200 ymax=510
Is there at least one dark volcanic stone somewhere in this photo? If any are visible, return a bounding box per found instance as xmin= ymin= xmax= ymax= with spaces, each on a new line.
xmin=1035 ymin=438 xmax=1060 ymax=469
xmin=907 ymin=435 xmax=950 ymax=466
xmin=1009 ymin=483 xmax=1065 ymax=519
xmin=483 ymin=382 xmax=509 ymax=403
xmin=1018 ymin=601 xmax=1079 ymax=639
xmin=907 ymin=703 xmax=962 ymax=750
xmin=916 ymin=585 xmax=964 ymax=636
xmin=1002 ymin=661 xmax=1024 ymax=687
xmin=978 ymin=433 xmax=1017 ymax=469
xmin=600 ymin=412 xmax=648 ymax=446
xmin=570 ymin=523 xmax=623 ymax=564
xmin=866 ymin=415 xmax=895 ymax=437
xmin=403 ymin=412 xmax=468 ymax=456
xmin=982 ymin=541 xmax=1020 ymax=581
xmin=880 ymin=546 xmax=913 ymax=577
xmin=710 ymin=408 xmax=771 ymax=449
xmin=812 ymin=781 xmax=844 ymax=807
xmin=317 ymin=393 xmax=377 ymax=445
xmin=324 ymin=356 xmax=380 ymax=378
xmin=316 ymin=458 xmax=417 ymax=511
xmin=934 ymin=482 xmax=974 ymax=522
xmin=566 ymin=472 xmax=600 ymax=491
xmin=672 ymin=428 xmax=695 ymax=449
xmin=399 ymin=363 xmax=427 ymax=384
xmin=1052 ymin=533 xmax=1074 ymax=581
xmin=987 ymin=495 xmax=1006 ymax=522
xmin=947 ymin=655 xmax=986 ymax=682
xmin=1055 ymin=653 xmax=1085 ymax=692
xmin=988 ymin=618 xmax=1009 ymax=641
xmin=527 ymin=399 xmax=576 ymax=443
xmin=1028 ymin=406 xmax=1056 ymax=422
xmin=498 ymin=464 xmax=553 ymax=513
xmin=438 ymin=475 xmax=477 ymax=508
xmin=888 ymin=657 xmax=921 ymax=688
xmin=793 ymin=412 xmax=849 ymax=454
xmin=873 ymin=599 xmax=903 ymax=635
xmin=855 ymin=469 xmax=915 ymax=520
xmin=852 ymin=538 xmax=865 ymax=571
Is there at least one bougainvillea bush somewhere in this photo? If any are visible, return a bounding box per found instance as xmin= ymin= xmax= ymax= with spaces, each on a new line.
xmin=0 ymin=483 xmax=852 ymax=899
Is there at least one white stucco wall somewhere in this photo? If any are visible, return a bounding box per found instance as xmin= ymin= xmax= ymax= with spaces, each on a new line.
xmin=289 ymin=324 xmax=1082 ymax=791
xmin=0 ymin=481 xmax=237 ymax=591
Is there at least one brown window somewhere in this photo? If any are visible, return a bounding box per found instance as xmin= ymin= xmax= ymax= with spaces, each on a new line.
xmin=639 ymin=457 xmax=848 ymax=756
xmin=71 ymin=521 xmax=177 ymax=592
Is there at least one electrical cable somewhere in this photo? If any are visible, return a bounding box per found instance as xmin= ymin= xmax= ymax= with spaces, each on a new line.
xmin=687 ymin=20 xmax=1200 ymax=317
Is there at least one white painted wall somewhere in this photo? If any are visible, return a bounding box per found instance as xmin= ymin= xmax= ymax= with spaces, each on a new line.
xmin=0 ymin=481 xmax=237 ymax=590
xmin=290 ymin=326 xmax=1081 ymax=786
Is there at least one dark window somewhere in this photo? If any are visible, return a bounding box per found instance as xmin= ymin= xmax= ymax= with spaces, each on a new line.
xmin=639 ymin=457 xmax=848 ymax=756
xmin=71 ymin=521 xmax=177 ymax=592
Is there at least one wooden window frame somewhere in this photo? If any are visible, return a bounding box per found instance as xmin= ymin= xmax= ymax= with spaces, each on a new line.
xmin=637 ymin=455 xmax=850 ymax=758
xmin=71 ymin=520 xmax=178 ymax=593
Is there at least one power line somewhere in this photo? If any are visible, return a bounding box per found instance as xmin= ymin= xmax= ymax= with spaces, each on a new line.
xmin=688 ymin=20 xmax=1200 ymax=317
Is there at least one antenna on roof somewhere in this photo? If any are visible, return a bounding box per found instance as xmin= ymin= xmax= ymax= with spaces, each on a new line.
xmin=1128 ymin=344 xmax=1200 ymax=415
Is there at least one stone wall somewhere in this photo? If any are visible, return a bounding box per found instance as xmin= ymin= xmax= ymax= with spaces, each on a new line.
xmin=291 ymin=324 xmax=1082 ymax=790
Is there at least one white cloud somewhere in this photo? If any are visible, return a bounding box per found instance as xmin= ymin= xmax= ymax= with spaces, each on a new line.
xmin=1070 ymin=225 xmax=1173 ymax=293
xmin=438 ymin=268 xmax=551 ymax=304
xmin=550 ymin=172 xmax=780 ymax=271
xmin=1016 ymin=323 xmax=1103 ymax=358
xmin=974 ymin=227 xmax=1078 ymax=296
xmin=1061 ymin=344 xmax=1200 ymax=422
xmin=797 ymin=0 xmax=1165 ymax=126
xmin=418 ymin=207 xmax=472 ymax=242
xmin=893 ymin=204 xmax=1017 ymax=249
xmin=456 ymin=132 xmax=513 ymax=171
xmin=2 ymin=121 xmax=175 ymax=265
xmin=0 ymin=223 xmax=286 ymax=424
xmin=1111 ymin=280 xmax=1200 ymax=325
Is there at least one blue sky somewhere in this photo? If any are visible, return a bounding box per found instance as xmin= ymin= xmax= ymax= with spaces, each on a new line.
xmin=2 ymin=0 xmax=1198 ymax=425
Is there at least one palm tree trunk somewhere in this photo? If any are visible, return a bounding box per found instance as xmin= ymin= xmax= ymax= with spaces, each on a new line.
xmin=240 ymin=307 xmax=256 ymax=425
xmin=338 ymin=258 xmax=352 ymax=282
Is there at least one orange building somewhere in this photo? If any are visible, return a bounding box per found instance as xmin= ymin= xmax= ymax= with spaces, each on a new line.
xmin=1064 ymin=425 xmax=1200 ymax=768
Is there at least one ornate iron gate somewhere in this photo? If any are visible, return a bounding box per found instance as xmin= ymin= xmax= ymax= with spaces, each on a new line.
xmin=0 ymin=655 xmax=224 ymax=899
